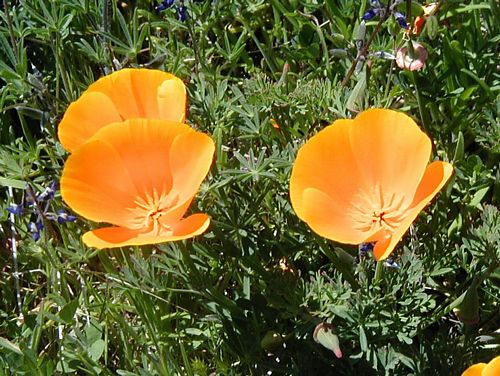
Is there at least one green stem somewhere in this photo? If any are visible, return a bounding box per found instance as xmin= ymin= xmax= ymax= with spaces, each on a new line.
xmin=374 ymin=261 xmax=384 ymax=283
xmin=3 ymin=0 xmax=19 ymax=59
xmin=342 ymin=2 xmax=391 ymax=87
xmin=411 ymin=70 xmax=430 ymax=132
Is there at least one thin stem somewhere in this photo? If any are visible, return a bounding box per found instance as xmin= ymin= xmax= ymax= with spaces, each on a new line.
xmin=299 ymin=11 xmax=331 ymax=73
xmin=383 ymin=38 xmax=396 ymax=103
xmin=406 ymin=0 xmax=412 ymax=22
xmin=411 ymin=69 xmax=430 ymax=131
xmin=342 ymin=2 xmax=392 ymax=87
xmin=7 ymin=187 xmax=23 ymax=320
xmin=185 ymin=11 xmax=205 ymax=74
xmin=53 ymin=34 xmax=74 ymax=103
xmin=2 ymin=0 xmax=19 ymax=59
xmin=101 ymin=0 xmax=114 ymax=74
xmin=374 ymin=260 xmax=384 ymax=283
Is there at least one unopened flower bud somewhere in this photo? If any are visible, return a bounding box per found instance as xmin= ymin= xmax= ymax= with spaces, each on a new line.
xmin=313 ymin=323 xmax=342 ymax=358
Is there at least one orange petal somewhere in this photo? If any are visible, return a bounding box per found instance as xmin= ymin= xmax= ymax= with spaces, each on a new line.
xmin=61 ymin=119 xmax=213 ymax=229
xmin=58 ymin=92 xmax=123 ymax=153
xmin=87 ymin=68 xmax=185 ymax=119
xmin=290 ymin=119 xmax=367 ymax=218
xmin=483 ymin=356 xmax=500 ymax=376
xmin=372 ymin=161 xmax=453 ymax=260
xmin=158 ymin=76 xmax=187 ymax=122
xmin=61 ymin=137 xmax=140 ymax=228
xmin=300 ymin=188 xmax=378 ymax=244
xmin=461 ymin=363 xmax=486 ymax=376
xmin=349 ymin=109 xmax=432 ymax=211
xmin=159 ymin=196 xmax=194 ymax=225
xmin=82 ymin=213 xmax=210 ymax=249
xmin=168 ymin=129 xmax=215 ymax=204
xmin=91 ymin=118 xmax=189 ymax=196
xmin=59 ymin=69 xmax=187 ymax=152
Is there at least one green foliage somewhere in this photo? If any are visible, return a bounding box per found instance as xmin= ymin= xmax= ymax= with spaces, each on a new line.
xmin=1 ymin=0 xmax=499 ymax=375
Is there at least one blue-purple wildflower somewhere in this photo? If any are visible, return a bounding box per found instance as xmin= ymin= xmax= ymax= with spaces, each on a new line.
xmin=56 ymin=210 xmax=77 ymax=224
xmin=156 ymin=0 xmax=189 ymax=21
xmin=361 ymin=1 xmax=408 ymax=30
xmin=7 ymin=204 xmax=23 ymax=216
xmin=37 ymin=181 xmax=57 ymax=201
xmin=359 ymin=242 xmax=374 ymax=253
xmin=393 ymin=12 xmax=409 ymax=29
xmin=384 ymin=257 xmax=401 ymax=269
xmin=178 ymin=4 xmax=187 ymax=21
xmin=363 ymin=8 xmax=380 ymax=21
xmin=155 ymin=0 xmax=175 ymax=11
xmin=6 ymin=181 xmax=77 ymax=241
xmin=28 ymin=221 xmax=44 ymax=241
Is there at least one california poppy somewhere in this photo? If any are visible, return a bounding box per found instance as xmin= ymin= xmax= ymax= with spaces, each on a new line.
xmin=462 ymin=356 xmax=500 ymax=376
xmin=289 ymin=108 xmax=453 ymax=261
xmin=58 ymin=68 xmax=186 ymax=153
xmin=60 ymin=119 xmax=214 ymax=248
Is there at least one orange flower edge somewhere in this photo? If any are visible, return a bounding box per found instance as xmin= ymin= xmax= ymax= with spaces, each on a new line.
xmin=58 ymin=68 xmax=187 ymax=153
xmin=82 ymin=213 xmax=211 ymax=248
xmin=61 ymin=118 xmax=214 ymax=249
xmin=289 ymin=108 xmax=453 ymax=261
xmin=462 ymin=356 xmax=500 ymax=376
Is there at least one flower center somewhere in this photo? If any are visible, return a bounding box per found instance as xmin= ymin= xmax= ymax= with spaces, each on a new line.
xmin=128 ymin=188 xmax=178 ymax=235
xmin=350 ymin=183 xmax=407 ymax=233
xmin=372 ymin=210 xmax=386 ymax=226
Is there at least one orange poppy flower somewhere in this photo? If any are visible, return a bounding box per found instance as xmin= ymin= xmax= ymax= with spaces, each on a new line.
xmin=462 ymin=356 xmax=500 ymax=376
xmin=58 ymin=68 xmax=186 ymax=153
xmin=60 ymin=118 xmax=214 ymax=249
xmin=289 ymin=108 xmax=453 ymax=260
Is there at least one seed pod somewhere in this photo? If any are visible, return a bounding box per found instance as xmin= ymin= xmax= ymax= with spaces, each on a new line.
xmin=331 ymin=33 xmax=345 ymax=43
xmin=356 ymin=21 xmax=367 ymax=51
xmin=330 ymin=49 xmax=348 ymax=58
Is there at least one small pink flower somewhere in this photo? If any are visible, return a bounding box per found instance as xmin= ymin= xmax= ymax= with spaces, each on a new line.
xmin=396 ymin=42 xmax=428 ymax=71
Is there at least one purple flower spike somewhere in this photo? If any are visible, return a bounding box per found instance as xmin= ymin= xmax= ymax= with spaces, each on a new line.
xmin=7 ymin=204 xmax=23 ymax=216
xmin=155 ymin=0 xmax=175 ymax=12
xmin=28 ymin=221 xmax=44 ymax=241
xmin=178 ymin=5 xmax=187 ymax=21
xmin=359 ymin=242 xmax=375 ymax=254
xmin=37 ymin=181 xmax=57 ymax=201
xmin=384 ymin=257 xmax=401 ymax=269
xmin=394 ymin=12 xmax=408 ymax=29
xmin=56 ymin=210 xmax=77 ymax=224
xmin=363 ymin=8 xmax=380 ymax=21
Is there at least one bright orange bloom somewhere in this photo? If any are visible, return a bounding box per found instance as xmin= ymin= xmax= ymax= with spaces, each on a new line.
xmin=289 ymin=108 xmax=453 ymax=260
xmin=462 ymin=356 xmax=500 ymax=376
xmin=61 ymin=119 xmax=214 ymax=249
xmin=58 ymin=68 xmax=186 ymax=153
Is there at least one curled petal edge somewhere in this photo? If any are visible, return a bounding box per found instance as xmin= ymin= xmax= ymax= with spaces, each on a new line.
xmin=371 ymin=161 xmax=453 ymax=260
xmin=82 ymin=213 xmax=210 ymax=249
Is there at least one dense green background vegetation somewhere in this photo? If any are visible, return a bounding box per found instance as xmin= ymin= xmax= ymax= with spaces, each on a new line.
xmin=1 ymin=0 xmax=498 ymax=374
